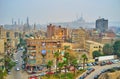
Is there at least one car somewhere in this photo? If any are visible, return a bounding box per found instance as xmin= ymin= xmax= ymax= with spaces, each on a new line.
xmin=39 ymin=72 xmax=46 ymax=76
xmin=87 ymin=68 xmax=95 ymax=74
xmin=92 ymin=62 xmax=96 ymax=66
xmin=7 ymin=70 xmax=11 ymax=75
xmin=79 ymin=76 xmax=84 ymax=79
xmin=86 ymin=70 xmax=91 ymax=74
xmin=94 ymin=75 xmax=99 ymax=79
xmin=15 ymin=60 xmax=18 ymax=64
xmin=16 ymin=67 xmax=20 ymax=71
xmin=101 ymin=69 xmax=107 ymax=73
xmin=82 ymin=73 xmax=87 ymax=78
xmin=46 ymin=71 xmax=54 ymax=74
xmin=87 ymin=63 xmax=92 ymax=66
xmin=29 ymin=76 xmax=38 ymax=79
xmin=94 ymin=62 xmax=99 ymax=65
xmin=100 ymin=62 xmax=106 ymax=66
xmin=106 ymin=61 xmax=112 ymax=65
xmin=61 ymin=70 xmax=68 ymax=72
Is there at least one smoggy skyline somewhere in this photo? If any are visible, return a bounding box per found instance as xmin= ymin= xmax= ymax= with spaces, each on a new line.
xmin=0 ymin=0 xmax=120 ymax=25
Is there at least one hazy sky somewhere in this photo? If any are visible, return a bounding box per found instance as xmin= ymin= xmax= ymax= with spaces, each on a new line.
xmin=0 ymin=0 xmax=120 ymax=25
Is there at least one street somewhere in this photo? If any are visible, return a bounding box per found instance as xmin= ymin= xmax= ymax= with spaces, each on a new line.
xmin=76 ymin=62 xmax=120 ymax=79
xmin=6 ymin=49 xmax=28 ymax=79
xmin=85 ymin=63 xmax=120 ymax=79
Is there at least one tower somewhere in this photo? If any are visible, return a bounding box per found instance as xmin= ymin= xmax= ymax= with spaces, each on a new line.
xmin=12 ymin=18 xmax=14 ymax=25
xmin=18 ymin=18 xmax=20 ymax=25
xmin=27 ymin=17 xmax=29 ymax=25
xmin=26 ymin=17 xmax=30 ymax=32
xmin=96 ymin=18 xmax=108 ymax=33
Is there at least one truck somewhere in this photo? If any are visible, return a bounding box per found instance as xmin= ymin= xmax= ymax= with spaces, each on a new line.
xmin=95 ymin=55 xmax=117 ymax=62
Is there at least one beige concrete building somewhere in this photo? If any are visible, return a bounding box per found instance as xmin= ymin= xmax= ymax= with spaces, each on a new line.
xmin=101 ymin=37 xmax=114 ymax=44
xmin=0 ymin=39 xmax=4 ymax=54
xmin=26 ymin=38 xmax=64 ymax=66
xmin=0 ymin=26 xmax=7 ymax=42
xmin=85 ymin=40 xmax=104 ymax=59
xmin=71 ymin=28 xmax=89 ymax=49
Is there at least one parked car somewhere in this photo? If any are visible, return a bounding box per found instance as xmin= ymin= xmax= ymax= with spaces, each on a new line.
xmin=46 ymin=71 xmax=54 ymax=74
xmin=39 ymin=72 xmax=46 ymax=76
xmin=92 ymin=62 xmax=96 ymax=66
xmin=16 ymin=67 xmax=20 ymax=71
xmin=106 ymin=61 xmax=112 ymax=65
xmin=82 ymin=73 xmax=87 ymax=78
xmin=79 ymin=76 xmax=84 ymax=79
xmin=87 ymin=68 xmax=95 ymax=74
xmin=101 ymin=69 xmax=107 ymax=73
xmin=94 ymin=75 xmax=99 ymax=79
xmin=100 ymin=62 xmax=106 ymax=66
xmin=15 ymin=60 xmax=18 ymax=64
xmin=7 ymin=70 xmax=11 ymax=75
xmin=94 ymin=62 xmax=99 ymax=65
xmin=87 ymin=63 xmax=93 ymax=66
xmin=29 ymin=76 xmax=38 ymax=79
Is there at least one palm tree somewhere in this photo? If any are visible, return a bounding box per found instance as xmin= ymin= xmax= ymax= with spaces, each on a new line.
xmin=64 ymin=45 xmax=70 ymax=50
xmin=54 ymin=51 xmax=60 ymax=73
xmin=71 ymin=59 xmax=78 ymax=75
xmin=0 ymin=58 xmax=7 ymax=79
xmin=63 ymin=52 xmax=69 ymax=79
xmin=0 ymin=69 xmax=7 ymax=79
xmin=63 ymin=45 xmax=70 ymax=78
xmin=57 ymin=62 xmax=64 ymax=73
xmin=81 ymin=54 xmax=88 ymax=69
xmin=47 ymin=60 xmax=53 ymax=72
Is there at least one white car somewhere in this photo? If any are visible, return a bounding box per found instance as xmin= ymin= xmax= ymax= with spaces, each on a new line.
xmin=61 ymin=70 xmax=68 ymax=72
xmin=15 ymin=60 xmax=18 ymax=64
xmin=16 ymin=67 xmax=20 ymax=71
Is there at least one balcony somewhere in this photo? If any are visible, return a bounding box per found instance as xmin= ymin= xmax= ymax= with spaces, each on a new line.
xmin=28 ymin=50 xmax=36 ymax=53
xmin=29 ymin=55 xmax=36 ymax=59
xmin=27 ymin=59 xmax=36 ymax=65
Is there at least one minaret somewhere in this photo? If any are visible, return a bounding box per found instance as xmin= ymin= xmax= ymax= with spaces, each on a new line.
xmin=34 ymin=23 xmax=36 ymax=31
xmin=27 ymin=17 xmax=29 ymax=25
xmin=26 ymin=17 xmax=30 ymax=32
xmin=18 ymin=18 xmax=20 ymax=25
xmin=12 ymin=18 xmax=14 ymax=25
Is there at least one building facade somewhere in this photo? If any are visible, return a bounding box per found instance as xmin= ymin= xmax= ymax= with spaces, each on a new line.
xmin=85 ymin=40 xmax=103 ymax=59
xmin=96 ymin=18 xmax=108 ymax=33
xmin=0 ymin=39 xmax=4 ymax=54
xmin=26 ymin=38 xmax=64 ymax=72
xmin=71 ymin=28 xmax=89 ymax=49
xmin=0 ymin=26 xmax=7 ymax=42
xmin=47 ymin=24 xmax=68 ymax=40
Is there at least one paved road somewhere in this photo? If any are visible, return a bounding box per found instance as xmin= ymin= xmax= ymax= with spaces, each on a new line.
xmin=85 ymin=63 xmax=120 ymax=79
xmin=6 ymin=49 xmax=28 ymax=79
xmin=76 ymin=63 xmax=120 ymax=79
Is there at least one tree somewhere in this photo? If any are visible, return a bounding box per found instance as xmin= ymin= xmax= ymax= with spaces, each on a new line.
xmin=57 ymin=62 xmax=64 ymax=73
xmin=103 ymin=44 xmax=113 ymax=55
xmin=0 ymin=69 xmax=7 ymax=79
xmin=63 ymin=45 xmax=70 ymax=78
xmin=113 ymin=40 xmax=120 ymax=58
xmin=47 ymin=60 xmax=53 ymax=72
xmin=81 ymin=54 xmax=88 ymax=69
xmin=92 ymin=51 xmax=102 ymax=59
xmin=64 ymin=45 xmax=70 ymax=50
xmin=71 ymin=59 xmax=78 ymax=75
xmin=4 ymin=55 xmax=16 ymax=71
xmin=19 ymin=38 xmax=26 ymax=47
xmin=63 ymin=53 xmax=69 ymax=77
xmin=54 ymin=51 xmax=60 ymax=73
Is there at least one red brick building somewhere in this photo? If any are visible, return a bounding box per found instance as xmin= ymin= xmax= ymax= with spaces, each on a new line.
xmin=47 ymin=24 xmax=68 ymax=40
